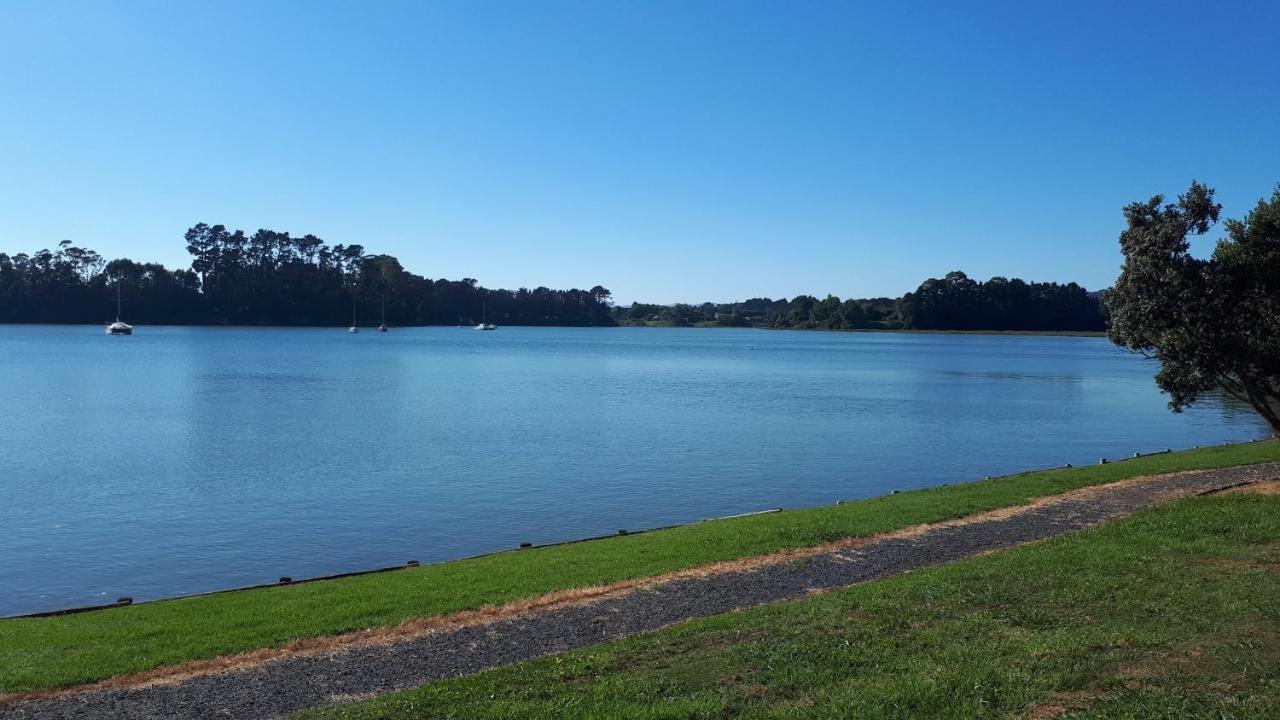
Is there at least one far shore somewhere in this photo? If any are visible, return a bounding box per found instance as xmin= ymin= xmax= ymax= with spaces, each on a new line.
xmin=3 ymin=322 xmax=1107 ymax=337
xmin=618 ymin=322 xmax=1107 ymax=337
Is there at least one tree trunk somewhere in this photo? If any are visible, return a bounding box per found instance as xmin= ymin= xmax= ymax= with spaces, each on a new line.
xmin=1241 ymin=380 xmax=1280 ymax=439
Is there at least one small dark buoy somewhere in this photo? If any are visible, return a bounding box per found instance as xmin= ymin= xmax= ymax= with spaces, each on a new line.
xmin=406 ymin=560 xmax=420 ymax=567
xmin=617 ymin=529 xmax=628 ymax=535
xmin=519 ymin=542 xmax=532 ymax=549
xmin=278 ymin=576 xmax=292 ymax=584
xmin=115 ymin=596 xmax=133 ymax=605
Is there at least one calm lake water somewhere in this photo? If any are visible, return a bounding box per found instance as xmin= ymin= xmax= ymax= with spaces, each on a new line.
xmin=0 ymin=325 xmax=1267 ymax=616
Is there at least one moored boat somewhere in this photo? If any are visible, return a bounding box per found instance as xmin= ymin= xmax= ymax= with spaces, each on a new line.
xmin=105 ymin=284 xmax=132 ymax=335
xmin=474 ymin=302 xmax=497 ymax=331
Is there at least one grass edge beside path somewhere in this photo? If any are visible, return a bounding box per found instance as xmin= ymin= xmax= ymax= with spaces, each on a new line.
xmin=2 ymin=440 xmax=1278 ymax=696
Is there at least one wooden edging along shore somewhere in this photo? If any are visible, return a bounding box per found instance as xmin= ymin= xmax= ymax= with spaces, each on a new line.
xmin=0 ymin=508 xmax=783 ymax=621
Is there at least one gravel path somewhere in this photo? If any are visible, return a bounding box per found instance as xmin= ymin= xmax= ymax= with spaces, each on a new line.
xmin=6 ymin=461 xmax=1278 ymax=720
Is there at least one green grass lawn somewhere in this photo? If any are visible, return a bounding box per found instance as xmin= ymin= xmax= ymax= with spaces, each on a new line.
xmin=297 ymin=491 xmax=1280 ymax=720
xmin=2 ymin=441 xmax=1277 ymax=696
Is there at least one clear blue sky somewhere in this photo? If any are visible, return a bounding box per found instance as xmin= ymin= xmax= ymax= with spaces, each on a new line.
xmin=1 ymin=1 xmax=1277 ymax=304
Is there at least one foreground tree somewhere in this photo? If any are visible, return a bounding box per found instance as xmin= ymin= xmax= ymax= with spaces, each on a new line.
xmin=1107 ymin=182 xmax=1280 ymax=436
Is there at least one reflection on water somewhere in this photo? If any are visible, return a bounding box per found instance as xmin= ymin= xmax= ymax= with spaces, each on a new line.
xmin=0 ymin=326 xmax=1267 ymax=615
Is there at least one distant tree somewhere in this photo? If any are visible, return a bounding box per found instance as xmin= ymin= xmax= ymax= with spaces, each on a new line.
xmin=787 ymin=295 xmax=817 ymax=327
xmin=184 ymin=223 xmax=226 ymax=289
xmin=1107 ymin=181 xmax=1280 ymax=437
xmin=626 ymin=302 xmax=663 ymax=320
xmin=810 ymin=295 xmax=839 ymax=328
xmin=898 ymin=271 xmax=1103 ymax=331
xmin=838 ymin=298 xmax=866 ymax=328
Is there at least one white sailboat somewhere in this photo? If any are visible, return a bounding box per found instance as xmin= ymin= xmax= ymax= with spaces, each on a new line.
xmin=105 ymin=284 xmax=133 ymax=335
xmin=474 ymin=301 xmax=496 ymax=331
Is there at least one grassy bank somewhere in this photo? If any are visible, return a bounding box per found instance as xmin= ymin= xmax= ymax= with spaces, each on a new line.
xmin=297 ymin=489 xmax=1280 ymax=719
xmin=2 ymin=441 xmax=1277 ymax=695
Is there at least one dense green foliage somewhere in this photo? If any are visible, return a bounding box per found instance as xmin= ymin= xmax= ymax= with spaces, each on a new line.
xmin=617 ymin=296 xmax=900 ymax=329
xmin=1 ymin=440 xmax=1275 ymax=695
xmin=898 ymin=271 xmax=1105 ymax=331
xmin=616 ymin=272 xmax=1106 ymax=331
xmin=0 ymin=226 xmax=1107 ymax=331
xmin=300 ymin=491 xmax=1280 ymax=720
xmin=0 ymin=225 xmax=614 ymax=326
xmin=1108 ymin=182 xmax=1280 ymax=437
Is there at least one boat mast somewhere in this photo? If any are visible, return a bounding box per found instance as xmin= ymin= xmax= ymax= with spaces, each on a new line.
xmin=115 ymin=283 xmax=122 ymax=322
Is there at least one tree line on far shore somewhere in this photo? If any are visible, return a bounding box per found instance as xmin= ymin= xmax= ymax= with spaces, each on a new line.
xmin=0 ymin=224 xmax=614 ymax=327
xmin=616 ymin=272 xmax=1107 ymax=331
xmin=0 ymin=224 xmax=1105 ymax=331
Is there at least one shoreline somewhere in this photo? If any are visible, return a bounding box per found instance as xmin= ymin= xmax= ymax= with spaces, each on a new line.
xmin=0 ymin=443 xmax=1231 ymax=621
xmin=0 ymin=322 xmax=1107 ymax=336
xmin=9 ymin=460 xmax=1274 ymax=718
xmin=3 ymin=439 xmax=1276 ymax=698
